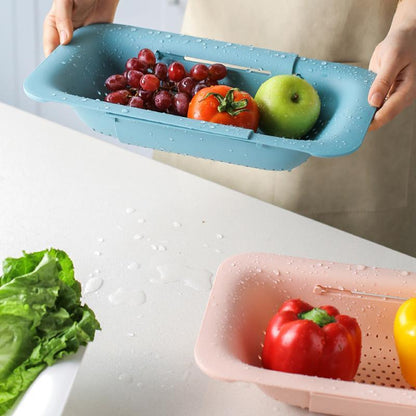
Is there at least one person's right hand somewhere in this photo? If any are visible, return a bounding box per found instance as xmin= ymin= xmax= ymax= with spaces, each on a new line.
xmin=43 ymin=0 xmax=119 ymax=57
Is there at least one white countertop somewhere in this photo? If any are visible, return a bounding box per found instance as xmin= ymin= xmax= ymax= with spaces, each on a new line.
xmin=1 ymin=102 xmax=415 ymax=416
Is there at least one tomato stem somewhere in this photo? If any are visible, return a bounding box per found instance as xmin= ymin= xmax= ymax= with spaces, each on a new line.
xmin=202 ymin=88 xmax=248 ymax=117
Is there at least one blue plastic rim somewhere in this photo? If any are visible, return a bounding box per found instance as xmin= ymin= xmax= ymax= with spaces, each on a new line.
xmin=24 ymin=23 xmax=377 ymax=171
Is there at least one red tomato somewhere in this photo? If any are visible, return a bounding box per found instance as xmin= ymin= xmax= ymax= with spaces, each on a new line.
xmin=187 ymin=85 xmax=259 ymax=131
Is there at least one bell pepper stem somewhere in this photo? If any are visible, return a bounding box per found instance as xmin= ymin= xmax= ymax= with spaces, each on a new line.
xmin=299 ymin=308 xmax=336 ymax=327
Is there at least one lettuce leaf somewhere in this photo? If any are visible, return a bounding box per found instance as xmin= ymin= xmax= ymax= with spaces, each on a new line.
xmin=0 ymin=249 xmax=100 ymax=415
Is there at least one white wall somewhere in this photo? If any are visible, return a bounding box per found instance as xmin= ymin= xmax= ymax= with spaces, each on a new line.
xmin=1 ymin=0 xmax=188 ymax=156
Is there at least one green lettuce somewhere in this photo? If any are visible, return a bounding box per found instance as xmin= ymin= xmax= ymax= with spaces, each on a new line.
xmin=0 ymin=249 xmax=100 ymax=415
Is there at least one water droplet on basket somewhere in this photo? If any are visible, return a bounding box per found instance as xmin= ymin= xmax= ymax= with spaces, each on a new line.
xmin=313 ymin=285 xmax=326 ymax=295
xmin=84 ymin=276 xmax=103 ymax=294
xmin=401 ymin=271 xmax=410 ymax=276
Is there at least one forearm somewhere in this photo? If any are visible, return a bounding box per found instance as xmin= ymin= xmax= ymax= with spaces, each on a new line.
xmin=391 ymin=0 xmax=416 ymax=32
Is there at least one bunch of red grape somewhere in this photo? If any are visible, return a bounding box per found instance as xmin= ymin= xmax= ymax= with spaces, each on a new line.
xmin=104 ymin=48 xmax=227 ymax=116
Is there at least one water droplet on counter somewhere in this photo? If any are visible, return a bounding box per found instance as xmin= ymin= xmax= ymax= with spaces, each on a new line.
xmin=137 ymin=218 xmax=146 ymax=224
xmin=108 ymin=287 xmax=146 ymax=305
xmin=97 ymin=237 xmax=104 ymax=243
xmin=155 ymin=264 xmax=213 ymax=291
xmin=118 ymin=373 xmax=133 ymax=384
xmin=151 ymin=244 xmax=167 ymax=251
xmin=172 ymin=221 xmax=182 ymax=228
xmin=125 ymin=207 xmax=136 ymax=214
xmin=94 ymin=251 xmax=102 ymax=256
xmin=84 ymin=277 xmax=103 ymax=294
xmin=216 ymin=234 xmax=224 ymax=239
xmin=133 ymin=234 xmax=144 ymax=240
xmin=127 ymin=262 xmax=141 ymax=270
xmin=356 ymin=265 xmax=367 ymax=271
xmin=400 ymin=271 xmax=410 ymax=276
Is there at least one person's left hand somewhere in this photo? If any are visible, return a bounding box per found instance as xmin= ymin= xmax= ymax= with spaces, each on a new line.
xmin=43 ymin=0 xmax=119 ymax=57
xmin=367 ymin=27 xmax=416 ymax=131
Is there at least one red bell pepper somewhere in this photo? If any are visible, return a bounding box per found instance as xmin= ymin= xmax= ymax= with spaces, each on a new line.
xmin=262 ymin=299 xmax=361 ymax=381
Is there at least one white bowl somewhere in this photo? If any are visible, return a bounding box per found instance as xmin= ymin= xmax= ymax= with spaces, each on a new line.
xmin=7 ymin=348 xmax=85 ymax=416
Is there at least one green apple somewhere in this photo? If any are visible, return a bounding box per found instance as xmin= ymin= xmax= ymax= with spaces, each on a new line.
xmin=254 ymin=74 xmax=321 ymax=139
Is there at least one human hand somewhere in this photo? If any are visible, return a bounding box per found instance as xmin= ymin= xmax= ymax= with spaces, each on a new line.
xmin=43 ymin=0 xmax=119 ymax=57
xmin=367 ymin=3 xmax=416 ymax=131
